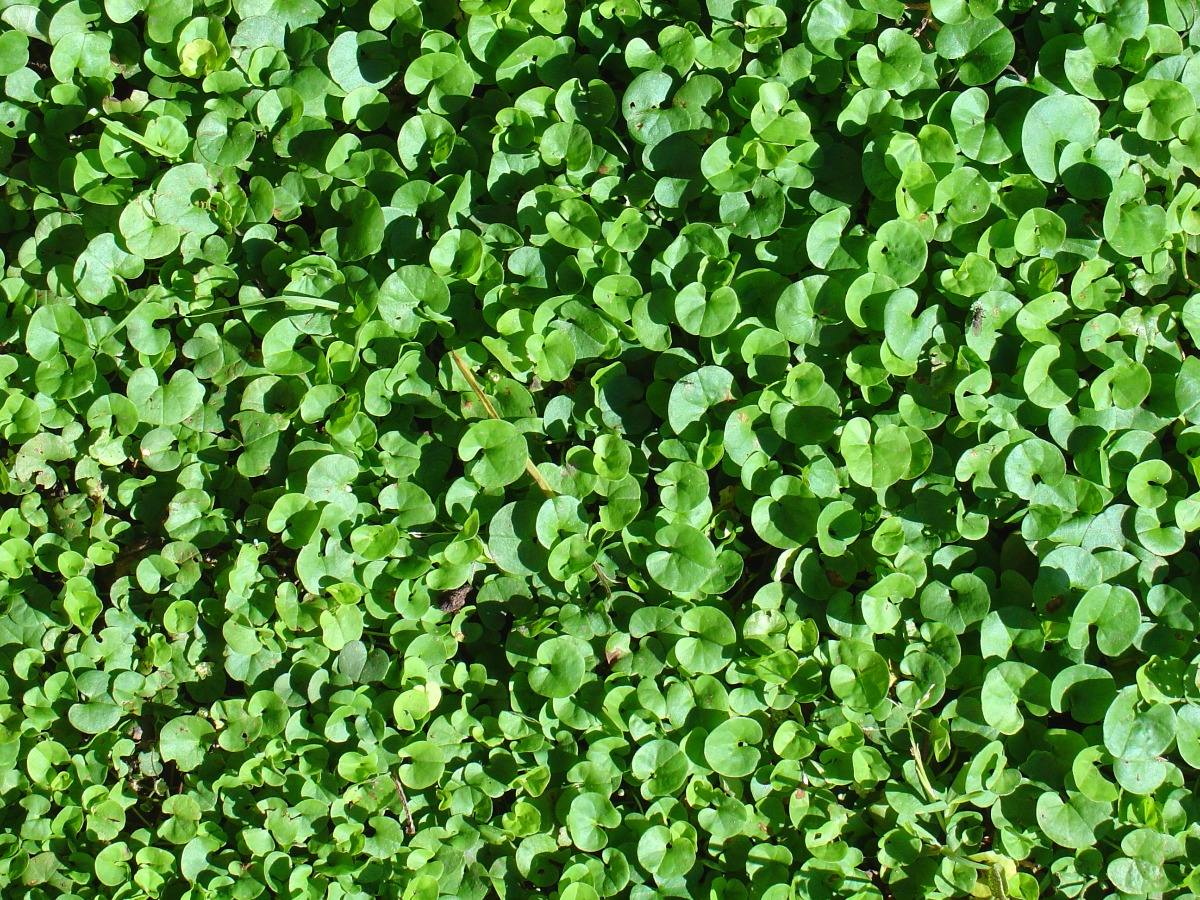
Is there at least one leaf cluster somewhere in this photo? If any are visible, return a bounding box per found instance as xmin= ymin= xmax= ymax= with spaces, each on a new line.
xmin=2 ymin=0 xmax=1200 ymax=897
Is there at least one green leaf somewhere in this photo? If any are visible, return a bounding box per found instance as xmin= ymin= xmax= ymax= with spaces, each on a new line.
xmin=459 ymin=420 xmax=530 ymax=490
xmin=637 ymin=822 xmax=698 ymax=881
xmin=1036 ymin=791 xmax=1110 ymax=849
xmin=647 ymin=524 xmax=718 ymax=595
xmin=68 ymin=700 xmax=122 ymax=734
xmin=1021 ymin=95 xmax=1100 ymax=182
xmin=529 ymin=635 xmax=590 ymax=698
xmin=63 ymin=577 xmax=102 ymax=631
xmin=935 ymin=17 xmax=1015 ymax=85
xmin=320 ymin=604 xmax=364 ymax=651
xmin=703 ymin=716 xmax=763 ymax=777
xmin=676 ymin=606 xmax=736 ymax=674
xmin=1103 ymin=688 xmax=1175 ymax=762
xmin=398 ymin=740 xmax=445 ymax=789
xmin=868 ymin=219 xmax=928 ymax=286
xmin=675 ymin=283 xmax=739 ymax=337
xmin=160 ymin=716 xmax=215 ymax=772
xmin=839 ymin=417 xmax=911 ymax=489
xmin=1069 ymin=584 xmax=1139 ymax=656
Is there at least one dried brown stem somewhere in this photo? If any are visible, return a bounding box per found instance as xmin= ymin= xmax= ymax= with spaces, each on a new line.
xmin=393 ymin=776 xmax=416 ymax=835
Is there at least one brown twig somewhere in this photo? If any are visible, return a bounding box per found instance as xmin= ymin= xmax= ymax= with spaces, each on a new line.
xmin=906 ymin=0 xmax=940 ymax=42
xmin=393 ymin=776 xmax=416 ymax=835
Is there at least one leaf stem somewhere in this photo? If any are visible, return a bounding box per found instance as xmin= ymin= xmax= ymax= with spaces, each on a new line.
xmin=97 ymin=116 xmax=182 ymax=160
xmin=906 ymin=717 xmax=947 ymax=831
xmin=1180 ymin=236 xmax=1200 ymax=291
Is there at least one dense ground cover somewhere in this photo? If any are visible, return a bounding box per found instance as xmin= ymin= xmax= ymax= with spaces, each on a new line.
xmin=2 ymin=0 xmax=1200 ymax=896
